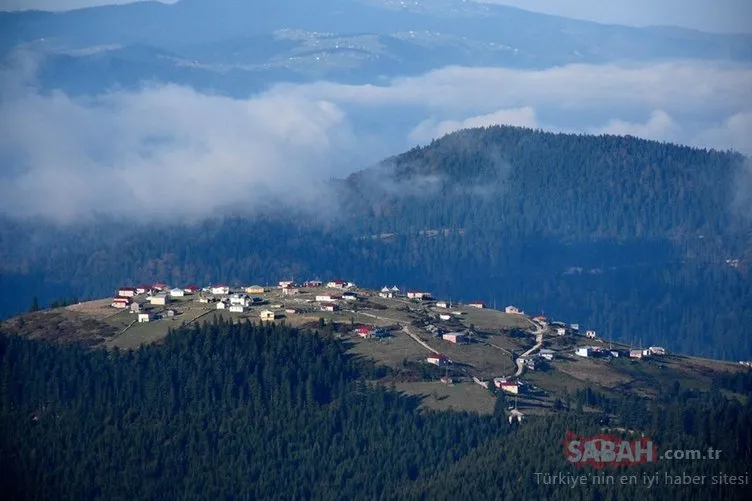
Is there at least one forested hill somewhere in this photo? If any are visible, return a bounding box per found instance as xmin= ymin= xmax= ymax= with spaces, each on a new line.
xmin=2 ymin=322 xmax=752 ymax=500
xmin=342 ymin=126 xmax=750 ymax=247
xmin=1 ymin=127 xmax=751 ymax=359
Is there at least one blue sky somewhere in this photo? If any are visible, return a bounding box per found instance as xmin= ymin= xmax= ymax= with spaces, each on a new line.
xmin=1 ymin=0 xmax=750 ymax=33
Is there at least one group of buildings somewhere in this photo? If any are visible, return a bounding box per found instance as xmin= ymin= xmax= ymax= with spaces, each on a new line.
xmin=575 ymin=345 xmax=667 ymax=359
xmin=109 ymin=278 xmax=366 ymax=323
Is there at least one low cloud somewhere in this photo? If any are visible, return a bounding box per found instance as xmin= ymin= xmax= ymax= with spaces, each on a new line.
xmin=0 ymin=56 xmax=750 ymax=222
xmin=409 ymin=107 xmax=538 ymax=144
xmin=0 ymin=69 xmax=366 ymax=223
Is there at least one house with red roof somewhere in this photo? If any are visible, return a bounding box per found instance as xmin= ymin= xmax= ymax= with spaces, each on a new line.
xmin=111 ymin=297 xmax=130 ymax=309
xmin=211 ymin=285 xmax=230 ymax=295
xmin=326 ymin=279 xmax=347 ymax=289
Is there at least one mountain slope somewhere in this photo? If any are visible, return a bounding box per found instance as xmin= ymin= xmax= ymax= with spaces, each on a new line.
xmin=342 ymin=127 xmax=749 ymax=244
xmin=1 ymin=127 xmax=750 ymax=359
xmin=3 ymin=0 xmax=751 ymax=95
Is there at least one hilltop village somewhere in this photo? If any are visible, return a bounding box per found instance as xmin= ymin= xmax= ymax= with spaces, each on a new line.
xmin=102 ymin=278 xmax=674 ymax=419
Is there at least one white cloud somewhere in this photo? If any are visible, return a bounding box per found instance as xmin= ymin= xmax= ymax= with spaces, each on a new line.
xmin=283 ymin=62 xmax=752 ymax=119
xmin=0 ymin=77 xmax=362 ymax=222
xmin=590 ymin=110 xmax=682 ymax=143
xmin=1 ymin=57 xmax=750 ymax=222
xmin=409 ymin=107 xmax=538 ymax=144
xmin=692 ymin=112 xmax=752 ymax=153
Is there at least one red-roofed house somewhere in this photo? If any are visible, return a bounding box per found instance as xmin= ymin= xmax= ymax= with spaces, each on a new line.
xmin=135 ymin=285 xmax=150 ymax=295
xmin=469 ymin=301 xmax=485 ymax=309
xmin=211 ymin=285 xmax=230 ymax=295
xmin=184 ymin=285 xmax=200 ymax=294
xmin=357 ymin=325 xmax=375 ymax=338
xmin=493 ymin=378 xmax=525 ymax=394
xmin=152 ymin=283 xmax=168 ymax=291
xmin=321 ymin=303 xmax=339 ymax=312
xmin=326 ymin=279 xmax=347 ymax=289
xmin=111 ymin=297 xmax=130 ymax=309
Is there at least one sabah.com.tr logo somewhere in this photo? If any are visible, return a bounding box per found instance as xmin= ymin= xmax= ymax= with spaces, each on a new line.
xmin=564 ymin=431 xmax=658 ymax=469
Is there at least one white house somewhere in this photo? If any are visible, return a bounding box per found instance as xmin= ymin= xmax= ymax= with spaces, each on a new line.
xmin=575 ymin=347 xmax=591 ymax=358
xmin=260 ymin=310 xmax=277 ymax=321
xmin=278 ymin=280 xmax=294 ymax=288
xmin=555 ymin=327 xmax=567 ymax=336
xmin=321 ymin=303 xmax=339 ymax=312
xmin=327 ymin=279 xmax=347 ymax=289
xmin=169 ymin=288 xmax=185 ymax=297
xmin=407 ymin=291 xmax=432 ymax=300
xmin=439 ymin=314 xmax=452 ymax=321
xmin=315 ymin=294 xmax=338 ymax=302
xmin=342 ymin=292 xmax=358 ymax=301
xmin=216 ymin=301 xmax=227 ymax=310
xmin=245 ymin=285 xmax=265 ymax=294
xmin=585 ymin=330 xmax=597 ymax=339
xmin=135 ymin=286 xmax=150 ymax=295
xmin=211 ymin=285 xmax=230 ymax=295
xmin=137 ymin=313 xmax=152 ymax=323
xmin=443 ymin=332 xmax=467 ymax=344
xmin=282 ymin=286 xmax=299 ymax=296
xmin=229 ymin=293 xmax=250 ymax=306
xmin=436 ymin=301 xmax=449 ymax=309
xmin=648 ymin=346 xmax=666 ymax=356
xmin=229 ymin=304 xmax=245 ymax=313
xmin=505 ymin=305 xmax=521 ymax=314
xmin=468 ymin=301 xmax=485 ymax=309
xmin=540 ymin=349 xmax=555 ymax=361
xmin=118 ymin=287 xmax=136 ymax=298
xmin=630 ymin=349 xmax=645 ymax=359
xmin=379 ymin=291 xmax=394 ymax=299
xmin=426 ymin=354 xmax=450 ymax=366
xmin=149 ymin=294 xmax=167 ymax=306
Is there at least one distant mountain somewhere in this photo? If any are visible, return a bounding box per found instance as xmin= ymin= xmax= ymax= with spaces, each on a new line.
xmin=3 ymin=0 xmax=751 ymax=95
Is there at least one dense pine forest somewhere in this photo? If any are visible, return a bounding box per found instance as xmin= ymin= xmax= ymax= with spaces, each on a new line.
xmin=1 ymin=126 xmax=751 ymax=359
xmin=2 ymin=320 xmax=751 ymax=500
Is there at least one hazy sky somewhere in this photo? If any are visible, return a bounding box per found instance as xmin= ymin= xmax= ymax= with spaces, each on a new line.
xmin=1 ymin=0 xmax=750 ymax=33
